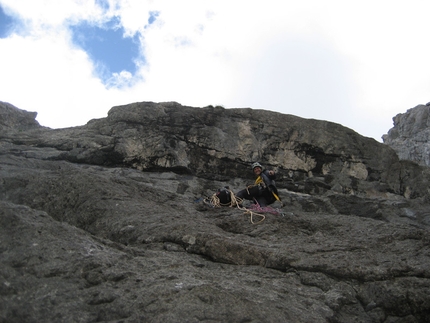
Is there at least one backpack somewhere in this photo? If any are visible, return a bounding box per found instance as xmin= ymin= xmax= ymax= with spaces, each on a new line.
xmin=216 ymin=187 xmax=232 ymax=205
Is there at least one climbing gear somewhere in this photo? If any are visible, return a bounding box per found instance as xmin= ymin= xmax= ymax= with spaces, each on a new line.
xmin=255 ymin=175 xmax=264 ymax=186
xmin=248 ymin=200 xmax=285 ymax=217
xmin=204 ymin=187 xmax=240 ymax=208
xmin=246 ymin=207 xmax=266 ymax=225
xmin=251 ymin=162 xmax=263 ymax=170
xmin=255 ymin=173 xmax=283 ymax=206
xmin=216 ymin=187 xmax=232 ymax=205
xmin=271 ymin=191 xmax=282 ymax=205
xmin=202 ymin=188 xmax=283 ymax=224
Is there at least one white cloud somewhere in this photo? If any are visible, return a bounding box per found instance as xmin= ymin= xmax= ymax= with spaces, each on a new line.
xmin=0 ymin=0 xmax=429 ymax=141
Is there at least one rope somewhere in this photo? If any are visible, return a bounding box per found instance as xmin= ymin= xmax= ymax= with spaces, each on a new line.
xmin=248 ymin=202 xmax=285 ymax=217
xmin=245 ymin=208 xmax=266 ymax=225
xmin=203 ymin=189 xmax=241 ymax=208
xmin=203 ymin=189 xmax=266 ymax=224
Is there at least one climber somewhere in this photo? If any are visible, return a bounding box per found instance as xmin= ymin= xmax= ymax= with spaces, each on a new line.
xmin=236 ymin=162 xmax=282 ymax=207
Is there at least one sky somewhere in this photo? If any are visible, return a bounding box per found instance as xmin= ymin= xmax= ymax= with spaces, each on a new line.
xmin=0 ymin=0 xmax=429 ymax=142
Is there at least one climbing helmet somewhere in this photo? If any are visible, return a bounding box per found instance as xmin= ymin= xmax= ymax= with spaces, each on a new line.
xmin=252 ymin=162 xmax=263 ymax=170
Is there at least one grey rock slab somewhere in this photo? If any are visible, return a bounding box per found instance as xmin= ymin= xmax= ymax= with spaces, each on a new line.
xmin=1 ymin=101 xmax=429 ymax=322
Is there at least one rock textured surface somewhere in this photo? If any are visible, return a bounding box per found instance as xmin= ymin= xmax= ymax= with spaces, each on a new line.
xmin=1 ymin=101 xmax=430 ymax=323
xmin=383 ymin=103 xmax=430 ymax=167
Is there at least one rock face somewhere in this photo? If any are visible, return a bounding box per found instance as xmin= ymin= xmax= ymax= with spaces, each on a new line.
xmin=1 ymin=100 xmax=429 ymax=323
xmin=383 ymin=104 xmax=430 ymax=167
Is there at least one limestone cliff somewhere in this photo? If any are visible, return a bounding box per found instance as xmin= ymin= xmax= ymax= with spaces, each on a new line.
xmin=1 ymin=101 xmax=429 ymax=323
xmin=383 ymin=103 xmax=430 ymax=167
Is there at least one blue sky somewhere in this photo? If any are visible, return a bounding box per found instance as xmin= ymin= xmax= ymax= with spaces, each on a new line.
xmin=0 ymin=0 xmax=429 ymax=142
xmin=0 ymin=5 xmax=15 ymax=37
xmin=70 ymin=16 xmax=142 ymax=85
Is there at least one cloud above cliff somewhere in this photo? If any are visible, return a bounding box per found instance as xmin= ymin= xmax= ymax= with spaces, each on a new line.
xmin=0 ymin=0 xmax=429 ymax=141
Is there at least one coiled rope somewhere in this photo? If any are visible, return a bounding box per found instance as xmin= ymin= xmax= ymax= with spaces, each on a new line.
xmin=203 ymin=189 xmax=266 ymax=224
